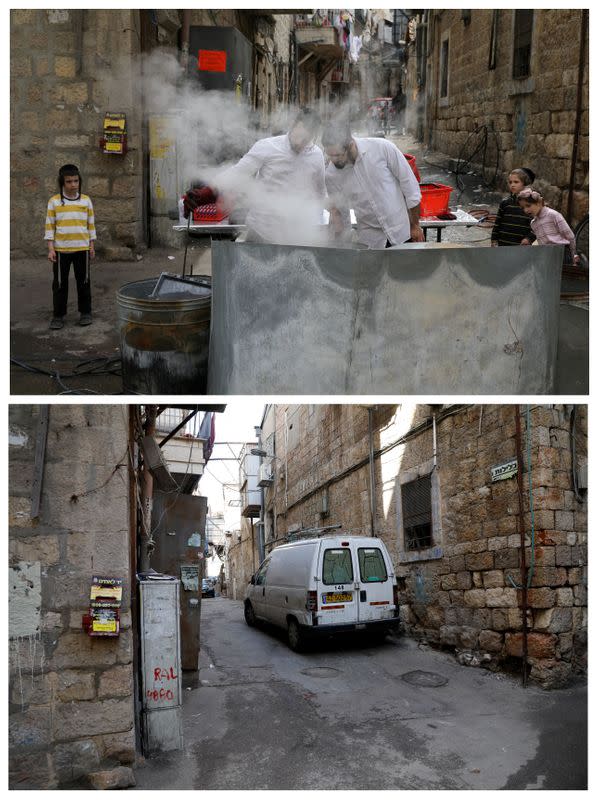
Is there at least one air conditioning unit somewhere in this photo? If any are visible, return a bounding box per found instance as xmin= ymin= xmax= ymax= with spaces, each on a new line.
xmin=258 ymin=462 xmax=274 ymax=487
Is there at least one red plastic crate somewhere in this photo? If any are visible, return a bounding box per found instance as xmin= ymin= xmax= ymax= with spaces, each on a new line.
xmin=419 ymin=183 xmax=453 ymax=218
xmin=404 ymin=153 xmax=421 ymax=183
xmin=192 ymin=202 xmax=227 ymax=223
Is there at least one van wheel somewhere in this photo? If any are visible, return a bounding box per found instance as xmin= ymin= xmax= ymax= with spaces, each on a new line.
xmin=287 ymin=619 xmax=304 ymax=652
xmin=244 ymin=601 xmax=256 ymax=627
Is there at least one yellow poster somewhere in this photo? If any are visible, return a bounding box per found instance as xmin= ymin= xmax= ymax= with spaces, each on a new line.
xmin=149 ymin=117 xmax=174 ymax=159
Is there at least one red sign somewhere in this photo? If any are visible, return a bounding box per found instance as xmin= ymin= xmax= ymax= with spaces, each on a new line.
xmin=198 ymin=50 xmax=227 ymax=72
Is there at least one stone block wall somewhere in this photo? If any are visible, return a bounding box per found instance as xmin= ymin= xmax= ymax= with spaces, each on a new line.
xmin=11 ymin=9 xmax=145 ymax=260
xmin=9 ymin=405 xmax=135 ymax=788
xmin=259 ymin=404 xmax=587 ymax=688
xmin=409 ymin=9 xmax=588 ymax=221
xmin=226 ymin=517 xmax=260 ymax=600
xmin=393 ymin=405 xmax=587 ymax=689
xmin=11 ymin=9 xmax=300 ymax=257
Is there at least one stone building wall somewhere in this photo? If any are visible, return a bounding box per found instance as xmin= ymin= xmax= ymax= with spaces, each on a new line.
xmin=11 ymin=9 xmax=297 ymax=257
xmin=226 ymin=517 xmax=260 ymax=601
xmin=10 ymin=9 xmax=144 ymax=260
xmin=9 ymin=405 xmax=134 ymax=788
xmin=407 ymin=9 xmax=588 ymax=221
xmin=259 ymin=404 xmax=587 ymax=688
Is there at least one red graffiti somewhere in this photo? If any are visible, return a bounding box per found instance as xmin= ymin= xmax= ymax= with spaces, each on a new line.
xmin=153 ymin=666 xmax=178 ymax=682
xmin=146 ymin=666 xmax=178 ymax=704
xmin=146 ymin=687 xmax=174 ymax=702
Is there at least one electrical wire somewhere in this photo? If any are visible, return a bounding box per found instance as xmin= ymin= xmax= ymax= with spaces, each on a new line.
xmin=69 ymin=447 xmax=129 ymax=503
xmin=11 ymin=355 xmax=121 ymax=378
xmin=422 ymin=125 xmax=500 ymax=205
xmin=455 ymin=125 xmax=500 ymax=195
xmin=11 ymin=355 xmax=123 ymax=395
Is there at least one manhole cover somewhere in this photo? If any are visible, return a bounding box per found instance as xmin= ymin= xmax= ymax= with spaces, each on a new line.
xmin=300 ymin=667 xmax=340 ymax=678
xmin=401 ymin=670 xmax=448 ymax=687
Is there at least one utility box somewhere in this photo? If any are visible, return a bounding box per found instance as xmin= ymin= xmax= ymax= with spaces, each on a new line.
xmin=188 ymin=26 xmax=252 ymax=96
xmin=139 ymin=577 xmax=183 ymax=755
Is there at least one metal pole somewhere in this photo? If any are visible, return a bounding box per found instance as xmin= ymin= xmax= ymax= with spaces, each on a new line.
xmin=139 ymin=406 xmax=157 ymax=571
xmin=31 ymin=406 xmax=49 ymax=519
xmin=566 ymin=9 xmax=588 ymax=224
xmin=514 ymin=406 xmax=529 ymax=687
xmin=368 ymin=407 xmax=377 ymax=537
xmin=182 ymin=211 xmax=191 ymax=277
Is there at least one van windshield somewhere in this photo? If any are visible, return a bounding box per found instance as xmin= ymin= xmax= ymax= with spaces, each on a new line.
xmin=358 ymin=548 xmax=388 ymax=582
xmin=322 ymin=548 xmax=353 ymax=585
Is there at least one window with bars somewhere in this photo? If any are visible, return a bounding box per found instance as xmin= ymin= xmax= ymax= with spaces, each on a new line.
xmin=401 ymin=475 xmax=433 ymax=551
xmin=513 ymin=9 xmax=534 ymax=79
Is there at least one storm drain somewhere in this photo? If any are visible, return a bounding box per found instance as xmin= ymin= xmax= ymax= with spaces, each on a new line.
xmin=401 ymin=670 xmax=448 ymax=687
xmin=300 ymin=667 xmax=341 ymax=678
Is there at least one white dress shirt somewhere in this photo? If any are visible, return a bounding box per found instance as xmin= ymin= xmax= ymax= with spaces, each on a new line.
xmin=325 ymin=137 xmax=422 ymax=249
xmin=219 ymin=133 xmax=327 ymax=245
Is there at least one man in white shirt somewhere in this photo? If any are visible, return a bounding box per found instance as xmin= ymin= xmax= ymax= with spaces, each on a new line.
xmin=322 ymin=122 xmax=424 ymax=249
xmin=184 ymin=108 xmax=326 ymax=246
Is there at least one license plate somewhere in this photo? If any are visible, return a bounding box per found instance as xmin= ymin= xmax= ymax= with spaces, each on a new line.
xmin=322 ymin=592 xmax=353 ymax=604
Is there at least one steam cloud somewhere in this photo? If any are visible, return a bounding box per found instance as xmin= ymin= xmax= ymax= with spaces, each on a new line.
xmin=117 ymin=50 xmax=373 ymax=247
xmin=98 ymin=49 xmax=398 ymax=246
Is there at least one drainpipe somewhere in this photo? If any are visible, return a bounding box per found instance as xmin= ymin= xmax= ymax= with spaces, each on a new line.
xmin=180 ymin=9 xmax=191 ymax=72
xmin=139 ymin=406 xmax=157 ymax=571
xmin=566 ymin=8 xmax=588 ymax=224
xmin=293 ymin=30 xmax=299 ymax=104
xmin=284 ymin=410 xmax=289 ymax=511
xmin=368 ymin=406 xmax=377 ymax=537
xmin=432 ymin=410 xmax=438 ymax=469
xmin=74 ymin=10 xmax=85 ymax=77
xmin=514 ymin=406 xmax=529 ymax=687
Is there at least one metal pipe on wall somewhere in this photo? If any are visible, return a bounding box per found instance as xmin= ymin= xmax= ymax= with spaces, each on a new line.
xmin=368 ymin=407 xmax=377 ymax=538
xmin=139 ymin=406 xmax=157 ymax=571
xmin=566 ymin=8 xmax=588 ymax=224
xmin=514 ymin=406 xmax=529 ymax=687
xmin=179 ymin=9 xmax=191 ymax=71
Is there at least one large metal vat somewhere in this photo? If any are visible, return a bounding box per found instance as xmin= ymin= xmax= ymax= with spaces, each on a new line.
xmin=208 ymin=242 xmax=563 ymax=394
xmin=117 ymin=277 xmax=211 ymax=394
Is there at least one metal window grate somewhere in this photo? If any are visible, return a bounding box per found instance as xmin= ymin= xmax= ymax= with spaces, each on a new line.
xmin=513 ymin=9 xmax=534 ymax=79
xmin=402 ymin=475 xmax=433 ymax=550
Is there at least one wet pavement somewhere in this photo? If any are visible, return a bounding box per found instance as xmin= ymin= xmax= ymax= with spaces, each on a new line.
xmin=10 ymin=132 xmax=588 ymax=395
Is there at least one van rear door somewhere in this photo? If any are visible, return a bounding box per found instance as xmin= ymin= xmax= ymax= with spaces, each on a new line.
xmin=353 ymin=543 xmax=393 ymax=622
xmin=318 ymin=543 xmax=358 ymax=627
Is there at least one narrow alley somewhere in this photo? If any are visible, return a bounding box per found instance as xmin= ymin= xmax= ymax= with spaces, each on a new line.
xmin=9 ymin=131 xmax=589 ymax=395
xmin=133 ymin=597 xmax=587 ymax=791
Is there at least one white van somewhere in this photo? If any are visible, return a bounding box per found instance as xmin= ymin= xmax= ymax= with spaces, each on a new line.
xmin=244 ymin=535 xmax=401 ymax=651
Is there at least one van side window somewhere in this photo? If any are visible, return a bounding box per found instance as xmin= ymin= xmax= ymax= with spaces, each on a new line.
xmin=358 ymin=548 xmax=388 ymax=582
xmin=255 ymin=558 xmax=270 ymax=586
xmin=322 ymin=548 xmax=353 ymax=585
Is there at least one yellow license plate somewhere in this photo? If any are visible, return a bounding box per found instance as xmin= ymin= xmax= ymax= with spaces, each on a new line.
xmin=323 ymin=592 xmax=352 ymax=604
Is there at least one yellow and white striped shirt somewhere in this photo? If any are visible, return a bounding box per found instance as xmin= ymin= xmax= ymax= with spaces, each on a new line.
xmin=44 ymin=193 xmax=96 ymax=252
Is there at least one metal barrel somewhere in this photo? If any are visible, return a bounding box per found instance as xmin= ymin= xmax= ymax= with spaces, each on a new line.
xmin=116 ymin=277 xmax=211 ymax=394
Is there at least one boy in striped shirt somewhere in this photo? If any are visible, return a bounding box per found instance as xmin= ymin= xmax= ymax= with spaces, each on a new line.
xmin=44 ymin=164 xmax=96 ymax=329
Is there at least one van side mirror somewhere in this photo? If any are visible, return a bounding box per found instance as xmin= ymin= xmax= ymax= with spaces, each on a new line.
xmin=250 ymin=575 xmax=256 ymax=585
